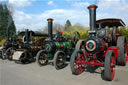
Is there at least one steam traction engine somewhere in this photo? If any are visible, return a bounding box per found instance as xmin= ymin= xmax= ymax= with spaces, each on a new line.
xmin=0 ymin=17 xmax=22 ymax=60
xmin=70 ymin=5 xmax=127 ymax=81
xmin=36 ymin=19 xmax=80 ymax=69
xmin=8 ymin=29 xmax=48 ymax=64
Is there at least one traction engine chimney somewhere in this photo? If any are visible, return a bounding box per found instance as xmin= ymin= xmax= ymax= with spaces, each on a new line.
xmin=88 ymin=5 xmax=98 ymax=34
xmin=47 ymin=18 xmax=53 ymax=40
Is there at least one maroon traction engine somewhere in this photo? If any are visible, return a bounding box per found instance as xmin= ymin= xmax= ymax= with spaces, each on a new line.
xmin=70 ymin=5 xmax=127 ymax=81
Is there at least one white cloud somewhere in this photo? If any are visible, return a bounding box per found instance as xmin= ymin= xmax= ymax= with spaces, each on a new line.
xmin=72 ymin=2 xmax=90 ymax=9
xmin=11 ymin=0 xmax=128 ymax=31
xmin=98 ymin=0 xmax=128 ymax=25
xmin=48 ymin=1 xmax=56 ymax=7
xmin=13 ymin=8 xmax=113 ymax=31
xmin=8 ymin=0 xmax=32 ymax=8
xmin=13 ymin=9 xmax=88 ymax=31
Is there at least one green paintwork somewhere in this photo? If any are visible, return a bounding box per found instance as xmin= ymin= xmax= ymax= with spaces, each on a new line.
xmin=55 ymin=41 xmax=72 ymax=50
xmin=47 ymin=53 xmax=53 ymax=60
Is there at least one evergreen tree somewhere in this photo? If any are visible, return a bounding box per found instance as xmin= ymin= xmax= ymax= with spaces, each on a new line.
xmin=0 ymin=4 xmax=16 ymax=40
xmin=64 ymin=20 xmax=72 ymax=31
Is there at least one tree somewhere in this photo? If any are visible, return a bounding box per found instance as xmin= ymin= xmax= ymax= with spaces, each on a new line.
xmin=64 ymin=20 xmax=72 ymax=31
xmin=0 ymin=4 xmax=16 ymax=40
xmin=42 ymin=23 xmax=64 ymax=33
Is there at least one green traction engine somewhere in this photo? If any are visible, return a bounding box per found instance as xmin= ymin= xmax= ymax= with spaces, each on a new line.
xmin=36 ymin=18 xmax=80 ymax=69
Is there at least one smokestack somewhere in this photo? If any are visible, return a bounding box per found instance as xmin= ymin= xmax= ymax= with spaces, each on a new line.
xmin=47 ymin=18 xmax=53 ymax=40
xmin=25 ymin=29 xmax=29 ymax=44
xmin=88 ymin=5 xmax=98 ymax=31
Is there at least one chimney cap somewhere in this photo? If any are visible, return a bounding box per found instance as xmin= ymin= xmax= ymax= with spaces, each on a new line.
xmin=47 ymin=18 xmax=53 ymax=22
xmin=88 ymin=4 xmax=98 ymax=10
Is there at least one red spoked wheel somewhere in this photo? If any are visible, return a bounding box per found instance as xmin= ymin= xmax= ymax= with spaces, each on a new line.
xmin=70 ymin=50 xmax=86 ymax=75
xmin=104 ymin=50 xmax=116 ymax=81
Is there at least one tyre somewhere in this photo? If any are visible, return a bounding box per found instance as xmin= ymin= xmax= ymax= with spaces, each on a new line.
xmin=104 ymin=50 xmax=116 ymax=81
xmin=117 ymin=36 xmax=127 ymax=66
xmin=5 ymin=47 xmax=15 ymax=61
xmin=70 ymin=50 xmax=86 ymax=75
xmin=75 ymin=40 xmax=85 ymax=51
xmin=36 ymin=50 xmax=48 ymax=66
xmin=54 ymin=51 xmax=66 ymax=70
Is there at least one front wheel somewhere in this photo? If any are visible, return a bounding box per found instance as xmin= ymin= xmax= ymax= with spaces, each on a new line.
xmin=36 ymin=50 xmax=48 ymax=66
xmin=54 ymin=51 xmax=66 ymax=70
xmin=104 ymin=50 xmax=116 ymax=81
xmin=70 ymin=50 xmax=86 ymax=75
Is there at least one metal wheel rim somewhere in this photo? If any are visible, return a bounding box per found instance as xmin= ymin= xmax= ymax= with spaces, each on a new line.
xmin=38 ymin=53 xmax=48 ymax=65
xmin=56 ymin=54 xmax=65 ymax=67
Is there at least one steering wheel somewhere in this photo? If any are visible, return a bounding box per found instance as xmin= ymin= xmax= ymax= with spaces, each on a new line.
xmin=71 ymin=31 xmax=80 ymax=45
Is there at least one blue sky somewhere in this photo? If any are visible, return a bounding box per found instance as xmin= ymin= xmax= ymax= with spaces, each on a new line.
xmin=0 ymin=0 xmax=128 ymax=31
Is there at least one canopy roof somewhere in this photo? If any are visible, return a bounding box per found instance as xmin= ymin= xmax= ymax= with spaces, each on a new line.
xmin=19 ymin=31 xmax=48 ymax=37
xmin=96 ymin=18 xmax=126 ymax=28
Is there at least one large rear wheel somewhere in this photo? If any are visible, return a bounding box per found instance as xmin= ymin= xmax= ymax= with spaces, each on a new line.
xmin=70 ymin=50 xmax=86 ymax=75
xmin=117 ymin=36 xmax=127 ymax=66
xmin=104 ymin=50 xmax=116 ymax=81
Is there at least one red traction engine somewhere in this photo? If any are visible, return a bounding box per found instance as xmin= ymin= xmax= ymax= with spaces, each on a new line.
xmin=70 ymin=5 xmax=127 ymax=81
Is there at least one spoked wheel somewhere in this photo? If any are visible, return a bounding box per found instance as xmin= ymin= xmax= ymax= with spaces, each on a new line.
xmin=70 ymin=50 xmax=86 ymax=75
xmin=71 ymin=31 xmax=80 ymax=45
xmin=104 ymin=50 xmax=116 ymax=81
xmin=36 ymin=50 xmax=48 ymax=66
xmin=117 ymin=36 xmax=127 ymax=66
xmin=6 ymin=47 xmax=15 ymax=61
xmin=54 ymin=51 xmax=66 ymax=70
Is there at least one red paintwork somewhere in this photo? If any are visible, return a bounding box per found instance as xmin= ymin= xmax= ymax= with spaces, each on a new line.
xmin=61 ymin=32 xmax=63 ymax=35
xmin=125 ymin=43 xmax=127 ymax=64
xmin=74 ymin=52 xmax=85 ymax=74
xmin=83 ymin=46 xmax=118 ymax=67
xmin=107 ymin=47 xmax=119 ymax=58
xmin=85 ymin=60 xmax=104 ymax=67
xmin=99 ymin=39 xmax=106 ymax=51
xmin=110 ymin=55 xmax=116 ymax=80
xmin=116 ymin=32 xmax=119 ymax=38
xmin=61 ymin=45 xmax=64 ymax=47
